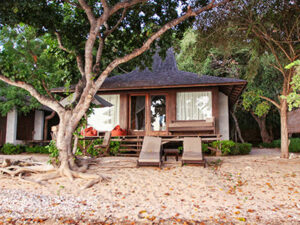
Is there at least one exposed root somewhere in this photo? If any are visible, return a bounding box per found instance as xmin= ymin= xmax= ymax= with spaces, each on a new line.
xmin=0 ymin=157 xmax=110 ymax=189
xmin=18 ymin=173 xmax=44 ymax=186
xmin=35 ymin=172 xmax=60 ymax=182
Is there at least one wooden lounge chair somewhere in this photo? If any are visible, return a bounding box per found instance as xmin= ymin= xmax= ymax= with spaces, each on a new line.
xmin=182 ymin=137 xmax=206 ymax=167
xmin=94 ymin=131 xmax=111 ymax=155
xmin=137 ymin=136 xmax=162 ymax=168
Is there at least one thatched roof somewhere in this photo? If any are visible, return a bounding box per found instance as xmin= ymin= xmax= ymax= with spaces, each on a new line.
xmin=52 ymin=49 xmax=247 ymax=105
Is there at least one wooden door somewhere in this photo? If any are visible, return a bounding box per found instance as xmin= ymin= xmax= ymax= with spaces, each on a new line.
xmin=0 ymin=116 xmax=7 ymax=146
xmin=129 ymin=95 xmax=147 ymax=136
xmin=17 ymin=111 xmax=35 ymax=140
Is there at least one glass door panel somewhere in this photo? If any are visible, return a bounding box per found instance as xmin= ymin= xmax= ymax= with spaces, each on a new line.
xmin=150 ymin=95 xmax=166 ymax=131
xmin=130 ymin=96 xmax=146 ymax=130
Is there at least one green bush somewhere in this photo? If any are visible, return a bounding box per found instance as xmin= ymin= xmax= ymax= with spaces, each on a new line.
xmin=211 ymin=140 xmax=236 ymax=155
xmin=0 ymin=143 xmax=25 ymax=155
xmin=46 ymin=141 xmax=59 ymax=164
xmin=202 ymin=143 xmax=209 ymax=154
xmin=25 ymin=146 xmax=49 ymax=154
xmin=109 ymin=141 xmax=120 ymax=155
xmin=260 ymin=138 xmax=300 ymax=152
xmin=235 ymin=143 xmax=252 ymax=155
xmin=289 ymin=138 xmax=300 ymax=153
xmin=209 ymin=141 xmax=252 ymax=156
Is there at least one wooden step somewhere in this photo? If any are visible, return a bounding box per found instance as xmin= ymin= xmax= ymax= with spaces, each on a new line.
xmin=120 ymin=144 xmax=139 ymax=147
xmin=119 ymin=148 xmax=141 ymax=152
xmin=116 ymin=154 xmax=139 ymax=157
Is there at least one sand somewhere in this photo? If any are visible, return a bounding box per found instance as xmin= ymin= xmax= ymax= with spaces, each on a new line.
xmin=0 ymin=148 xmax=299 ymax=224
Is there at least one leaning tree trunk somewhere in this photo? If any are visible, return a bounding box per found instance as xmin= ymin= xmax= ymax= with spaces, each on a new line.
xmin=230 ymin=110 xmax=245 ymax=143
xmin=250 ymin=112 xmax=273 ymax=143
xmin=280 ymin=99 xmax=289 ymax=158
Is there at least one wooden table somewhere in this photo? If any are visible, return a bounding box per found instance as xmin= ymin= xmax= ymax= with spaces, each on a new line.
xmin=164 ymin=149 xmax=179 ymax=161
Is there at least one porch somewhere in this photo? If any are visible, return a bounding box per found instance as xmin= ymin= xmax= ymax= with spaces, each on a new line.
xmin=78 ymin=133 xmax=222 ymax=157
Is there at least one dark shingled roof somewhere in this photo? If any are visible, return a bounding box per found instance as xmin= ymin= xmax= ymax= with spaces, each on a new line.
xmin=101 ymin=49 xmax=246 ymax=90
xmin=52 ymin=49 xmax=247 ymax=105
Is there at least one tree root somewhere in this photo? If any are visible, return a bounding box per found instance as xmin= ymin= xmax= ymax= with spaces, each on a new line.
xmin=0 ymin=157 xmax=110 ymax=189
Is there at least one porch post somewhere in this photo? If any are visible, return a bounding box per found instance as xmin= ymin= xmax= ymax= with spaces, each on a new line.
xmin=33 ymin=110 xmax=44 ymax=140
xmin=5 ymin=108 xmax=18 ymax=144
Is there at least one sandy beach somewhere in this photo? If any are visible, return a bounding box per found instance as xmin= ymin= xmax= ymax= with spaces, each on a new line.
xmin=0 ymin=148 xmax=299 ymax=224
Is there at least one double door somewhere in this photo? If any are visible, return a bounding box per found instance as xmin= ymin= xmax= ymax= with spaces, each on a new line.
xmin=130 ymin=94 xmax=168 ymax=136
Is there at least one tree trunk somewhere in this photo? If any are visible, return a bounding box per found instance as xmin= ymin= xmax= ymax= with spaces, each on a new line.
xmin=230 ymin=110 xmax=245 ymax=143
xmin=44 ymin=111 xmax=56 ymax=140
xmin=250 ymin=112 xmax=273 ymax=143
xmin=55 ymin=111 xmax=80 ymax=172
xmin=280 ymin=99 xmax=289 ymax=158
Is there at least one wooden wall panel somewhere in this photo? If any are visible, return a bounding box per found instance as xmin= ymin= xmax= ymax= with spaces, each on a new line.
xmin=119 ymin=94 xmax=128 ymax=130
xmin=0 ymin=116 xmax=7 ymax=146
xmin=17 ymin=111 xmax=35 ymax=141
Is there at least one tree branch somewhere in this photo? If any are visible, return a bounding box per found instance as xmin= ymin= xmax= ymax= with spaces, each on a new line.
xmin=104 ymin=8 xmax=127 ymax=38
xmin=0 ymin=74 xmax=65 ymax=114
xmin=110 ymin=0 xmax=148 ymax=16
xmin=259 ymin=95 xmax=280 ymax=109
xmin=55 ymin=32 xmax=73 ymax=54
xmin=78 ymin=0 xmax=96 ymax=25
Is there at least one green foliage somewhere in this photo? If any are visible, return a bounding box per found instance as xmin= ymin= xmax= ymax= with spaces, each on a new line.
xmin=202 ymin=143 xmax=209 ymax=154
xmin=25 ymin=145 xmax=49 ymax=154
xmin=261 ymin=138 xmax=300 ymax=153
xmin=46 ymin=141 xmax=59 ymax=164
xmin=282 ymin=60 xmax=300 ymax=111
xmin=210 ymin=140 xmax=252 ymax=156
xmin=109 ymin=141 xmax=120 ymax=156
xmin=235 ymin=143 xmax=252 ymax=155
xmin=0 ymin=143 xmax=25 ymax=155
xmin=211 ymin=140 xmax=236 ymax=156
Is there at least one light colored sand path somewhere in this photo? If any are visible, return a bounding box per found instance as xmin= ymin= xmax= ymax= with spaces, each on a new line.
xmin=0 ymin=149 xmax=299 ymax=224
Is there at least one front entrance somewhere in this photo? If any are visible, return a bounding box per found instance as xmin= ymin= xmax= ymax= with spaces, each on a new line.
xmin=129 ymin=94 xmax=168 ymax=136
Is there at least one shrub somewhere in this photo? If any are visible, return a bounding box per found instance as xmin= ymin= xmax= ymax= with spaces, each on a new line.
xmin=25 ymin=146 xmax=49 ymax=154
xmin=46 ymin=141 xmax=59 ymax=164
xmin=289 ymin=138 xmax=300 ymax=153
xmin=0 ymin=143 xmax=25 ymax=155
xmin=109 ymin=141 xmax=120 ymax=156
xmin=260 ymin=138 xmax=300 ymax=152
xmin=235 ymin=143 xmax=252 ymax=155
xmin=202 ymin=143 xmax=209 ymax=154
xmin=211 ymin=140 xmax=236 ymax=155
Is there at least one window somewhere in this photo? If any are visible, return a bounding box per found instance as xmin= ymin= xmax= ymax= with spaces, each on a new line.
xmin=176 ymin=91 xmax=212 ymax=120
xmin=87 ymin=94 xmax=120 ymax=131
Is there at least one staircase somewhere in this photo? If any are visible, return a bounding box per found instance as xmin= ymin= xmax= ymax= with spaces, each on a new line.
xmin=116 ymin=136 xmax=143 ymax=157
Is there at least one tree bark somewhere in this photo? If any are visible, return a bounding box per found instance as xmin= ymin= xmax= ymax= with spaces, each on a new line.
xmin=44 ymin=111 xmax=56 ymax=140
xmin=230 ymin=110 xmax=245 ymax=143
xmin=250 ymin=112 xmax=273 ymax=143
xmin=280 ymin=99 xmax=289 ymax=158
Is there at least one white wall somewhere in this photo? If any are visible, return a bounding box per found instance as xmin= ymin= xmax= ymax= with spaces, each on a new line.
xmin=33 ymin=110 xmax=44 ymax=140
xmin=5 ymin=108 xmax=17 ymax=144
xmin=218 ymin=92 xmax=229 ymax=140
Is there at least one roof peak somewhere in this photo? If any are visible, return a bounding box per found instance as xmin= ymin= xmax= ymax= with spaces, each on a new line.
xmin=152 ymin=48 xmax=178 ymax=72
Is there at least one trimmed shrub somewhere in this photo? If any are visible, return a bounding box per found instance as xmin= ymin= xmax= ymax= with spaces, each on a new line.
xmin=260 ymin=138 xmax=300 ymax=152
xmin=210 ymin=141 xmax=252 ymax=156
xmin=235 ymin=143 xmax=252 ymax=155
xmin=211 ymin=140 xmax=236 ymax=155
xmin=289 ymin=138 xmax=300 ymax=153
xmin=0 ymin=143 xmax=25 ymax=155
xmin=25 ymin=146 xmax=49 ymax=154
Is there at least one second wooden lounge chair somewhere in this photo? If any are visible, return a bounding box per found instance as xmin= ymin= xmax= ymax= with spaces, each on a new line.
xmin=182 ymin=137 xmax=206 ymax=167
xmin=137 ymin=136 xmax=162 ymax=168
